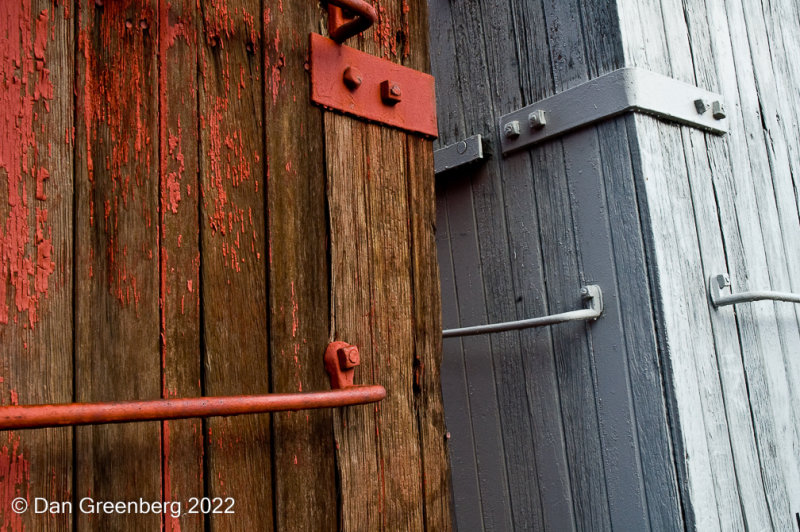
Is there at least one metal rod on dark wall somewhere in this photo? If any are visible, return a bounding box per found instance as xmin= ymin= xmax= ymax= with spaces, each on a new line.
xmin=442 ymin=285 xmax=603 ymax=338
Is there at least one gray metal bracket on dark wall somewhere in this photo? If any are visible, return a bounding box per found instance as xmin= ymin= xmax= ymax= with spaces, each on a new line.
xmin=433 ymin=134 xmax=486 ymax=175
xmin=708 ymin=273 xmax=800 ymax=308
xmin=498 ymin=67 xmax=728 ymax=156
xmin=442 ymin=285 xmax=603 ymax=338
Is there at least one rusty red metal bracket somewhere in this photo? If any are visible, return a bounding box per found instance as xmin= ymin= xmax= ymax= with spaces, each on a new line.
xmin=310 ymin=33 xmax=438 ymax=137
xmin=0 ymin=343 xmax=383 ymax=430
xmin=326 ymin=0 xmax=378 ymax=43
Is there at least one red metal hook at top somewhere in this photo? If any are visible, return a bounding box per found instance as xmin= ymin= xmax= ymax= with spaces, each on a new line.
xmin=326 ymin=0 xmax=378 ymax=43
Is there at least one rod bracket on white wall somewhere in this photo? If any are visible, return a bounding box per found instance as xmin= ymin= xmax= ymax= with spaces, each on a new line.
xmin=442 ymin=285 xmax=603 ymax=338
xmin=498 ymin=67 xmax=728 ymax=155
xmin=708 ymin=273 xmax=800 ymax=308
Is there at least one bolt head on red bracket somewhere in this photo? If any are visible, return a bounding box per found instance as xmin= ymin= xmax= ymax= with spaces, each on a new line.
xmin=325 ymin=341 xmax=362 ymax=389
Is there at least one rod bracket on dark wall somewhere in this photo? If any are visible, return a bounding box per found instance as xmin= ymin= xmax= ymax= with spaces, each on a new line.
xmin=498 ymin=68 xmax=728 ymax=155
xmin=708 ymin=273 xmax=800 ymax=307
xmin=442 ymin=285 xmax=603 ymax=338
xmin=434 ymin=134 xmax=486 ymax=175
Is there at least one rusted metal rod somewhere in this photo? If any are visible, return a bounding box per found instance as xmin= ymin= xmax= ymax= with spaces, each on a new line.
xmin=0 ymin=386 xmax=386 ymax=430
xmin=327 ymin=0 xmax=378 ymax=43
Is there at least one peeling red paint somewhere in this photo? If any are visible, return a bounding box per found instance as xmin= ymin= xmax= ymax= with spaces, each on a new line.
xmin=0 ymin=2 xmax=57 ymax=327
xmin=0 ymin=431 xmax=29 ymax=531
xmin=78 ymin=2 xmax=159 ymax=309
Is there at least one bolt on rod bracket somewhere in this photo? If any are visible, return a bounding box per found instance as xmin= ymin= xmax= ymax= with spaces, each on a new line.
xmin=708 ymin=273 xmax=800 ymax=308
xmin=442 ymin=285 xmax=603 ymax=338
xmin=0 ymin=343 xmax=384 ymax=431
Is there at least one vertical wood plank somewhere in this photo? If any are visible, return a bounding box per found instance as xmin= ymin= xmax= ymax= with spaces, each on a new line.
xmin=508 ymin=3 xmax=581 ymax=530
xmin=327 ymin=114 xmax=382 ymax=531
xmin=75 ymin=1 xmax=162 ymax=529
xmin=403 ymin=6 xmax=453 ymax=530
xmin=435 ymin=184 xmax=482 ymax=532
xmin=198 ymin=1 xmax=272 ymax=529
xmin=714 ymin=0 xmax=800 ymax=521
xmin=407 ymin=135 xmax=453 ymax=532
xmin=0 ymin=1 xmax=73 ymax=529
xmin=443 ymin=1 xmax=541 ymax=528
xmin=442 ymin=167 xmax=513 ymax=532
xmin=536 ymin=2 xmax=614 ymax=529
xmin=264 ymin=1 xmax=336 ymax=530
xmin=545 ymin=0 xmax=665 ymax=528
xmin=158 ymin=1 xmax=203 ymax=530
xmin=660 ymin=1 xmax=776 ymax=528
xmin=429 ymin=1 xmax=489 ymax=530
xmin=328 ymin=118 xmax=425 ymax=531
xmin=596 ymin=117 xmax=684 ymax=531
xmin=326 ymin=1 xmax=449 ymax=529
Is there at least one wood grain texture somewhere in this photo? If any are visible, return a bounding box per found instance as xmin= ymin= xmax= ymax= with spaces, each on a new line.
xmin=402 ymin=9 xmax=453 ymax=527
xmin=661 ymin=1 xmax=774 ymax=528
xmin=265 ymin=1 xmax=337 ymax=530
xmin=435 ymin=186 xmax=483 ymax=532
xmin=430 ymin=0 xmax=682 ymax=529
xmin=1 ymin=2 xmax=448 ymax=530
xmin=616 ymin=0 xmax=800 ymax=527
xmin=544 ymin=1 xmax=660 ymax=528
xmin=0 ymin=1 xmax=73 ymax=529
xmin=327 ymin=114 xmax=382 ymax=531
xmin=326 ymin=2 xmax=449 ymax=529
xmin=74 ymin=1 xmax=162 ymax=529
xmin=158 ymin=1 xmax=203 ymax=530
xmin=327 ymin=117 xmax=425 ymax=531
xmin=428 ymin=4 xmax=510 ymax=531
xmin=197 ymin=1 xmax=272 ymax=530
xmin=407 ymin=134 xmax=453 ymax=532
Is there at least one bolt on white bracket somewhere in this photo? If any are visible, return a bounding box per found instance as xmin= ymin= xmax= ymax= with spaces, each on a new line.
xmin=499 ymin=67 xmax=728 ymax=155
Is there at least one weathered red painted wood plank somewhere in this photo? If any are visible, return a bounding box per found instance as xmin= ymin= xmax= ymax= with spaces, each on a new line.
xmin=198 ymin=1 xmax=272 ymax=529
xmin=407 ymin=135 xmax=453 ymax=531
xmin=158 ymin=1 xmax=203 ymax=530
xmin=327 ymin=114 xmax=383 ymax=530
xmin=74 ymin=1 xmax=162 ymax=528
xmin=325 ymin=2 xmax=450 ymax=529
xmin=403 ymin=5 xmax=453 ymax=526
xmin=264 ymin=1 xmax=338 ymax=530
xmin=0 ymin=1 xmax=74 ymax=529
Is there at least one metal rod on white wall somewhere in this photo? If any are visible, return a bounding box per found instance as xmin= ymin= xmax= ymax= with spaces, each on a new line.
xmin=442 ymin=285 xmax=603 ymax=338
xmin=708 ymin=273 xmax=800 ymax=308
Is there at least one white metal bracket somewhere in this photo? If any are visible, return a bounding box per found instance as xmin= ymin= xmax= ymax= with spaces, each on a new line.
xmin=499 ymin=68 xmax=728 ymax=155
xmin=708 ymin=273 xmax=800 ymax=308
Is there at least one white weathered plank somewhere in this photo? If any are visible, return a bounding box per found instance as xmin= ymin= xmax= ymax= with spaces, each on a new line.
xmin=660 ymin=0 xmax=773 ymax=528
xmin=616 ymin=1 xmax=725 ymax=529
xmin=718 ymin=0 xmax=800 ymax=522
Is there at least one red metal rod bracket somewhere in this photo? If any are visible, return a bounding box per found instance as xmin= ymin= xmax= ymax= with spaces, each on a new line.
xmin=0 ymin=342 xmax=384 ymax=430
xmin=326 ymin=0 xmax=378 ymax=43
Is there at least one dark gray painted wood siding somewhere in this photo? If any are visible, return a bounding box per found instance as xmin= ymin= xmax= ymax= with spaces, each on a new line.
xmin=432 ymin=0 xmax=800 ymax=530
xmin=429 ymin=1 xmax=683 ymax=530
